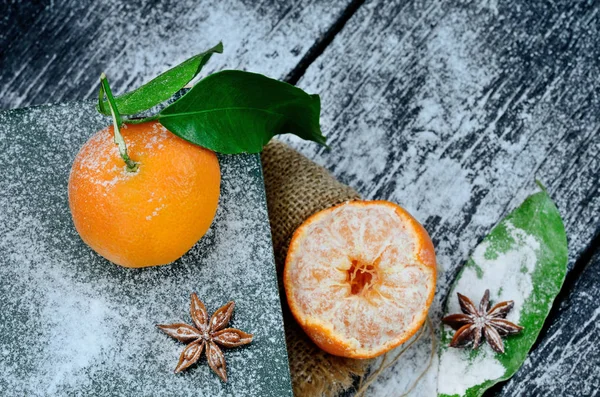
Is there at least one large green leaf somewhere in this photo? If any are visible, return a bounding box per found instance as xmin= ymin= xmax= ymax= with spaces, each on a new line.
xmin=437 ymin=189 xmax=568 ymax=397
xmin=98 ymin=42 xmax=223 ymax=116
xmin=156 ymin=70 xmax=326 ymax=153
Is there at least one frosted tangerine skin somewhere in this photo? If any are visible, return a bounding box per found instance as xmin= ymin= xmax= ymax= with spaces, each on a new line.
xmin=284 ymin=200 xmax=437 ymax=359
xmin=68 ymin=122 xmax=221 ymax=268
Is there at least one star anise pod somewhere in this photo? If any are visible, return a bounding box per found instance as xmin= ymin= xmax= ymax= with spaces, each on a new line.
xmin=442 ymin=289 xmax=523 ymax=354
xmin=157 ymin=293 xmax=253 ymax=381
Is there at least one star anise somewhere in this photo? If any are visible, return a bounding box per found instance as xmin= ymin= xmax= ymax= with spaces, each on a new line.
xmin=157 ymin=293 xmax=253 ymax=381
xmin=442 ymin=289 xmax=523 ymax=354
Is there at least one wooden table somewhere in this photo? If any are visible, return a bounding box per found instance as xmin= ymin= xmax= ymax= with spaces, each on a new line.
xmin=2 ymin=1 xmax=599 ymax=395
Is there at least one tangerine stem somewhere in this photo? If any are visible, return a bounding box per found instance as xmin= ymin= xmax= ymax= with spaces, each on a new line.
xmin=99 ymin=73 xmax=138 ymax=172
xmin=125 ymin=115 xmax=159 ymax=124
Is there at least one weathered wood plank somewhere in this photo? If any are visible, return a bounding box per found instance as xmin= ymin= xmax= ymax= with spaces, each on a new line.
xmin=282 ymin=0 xmax=600 ymax=394
xmin=497 ymin=247 xmax=600 ymax=396
xmin=0 ymin=0 xmax=353 ymax=109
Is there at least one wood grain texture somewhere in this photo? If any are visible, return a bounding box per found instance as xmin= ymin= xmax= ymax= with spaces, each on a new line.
xmin=497 ymin=248 xmax=600 ymax=396
xmin=0 ymin=0 xmax=353 ymax=109
xmin=283 ymin=0 xmax=600 ymax=394
xmin=2 ymin=0 xmax=600 ymax=395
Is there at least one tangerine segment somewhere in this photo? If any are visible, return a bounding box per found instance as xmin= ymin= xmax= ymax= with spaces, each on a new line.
xmin=68 ymin=122 xmax=220 ymax=268
xmin=284 ymin=200 xmax=436 ymax=359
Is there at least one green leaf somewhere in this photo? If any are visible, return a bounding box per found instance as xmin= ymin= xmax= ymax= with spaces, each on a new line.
xmin=98 ymin=42 xmax=223 ymax=116
xmin=437 ymin=189 xmax=568 ymax=397
xmin=156 ymin=70 xmax=326 ymax=154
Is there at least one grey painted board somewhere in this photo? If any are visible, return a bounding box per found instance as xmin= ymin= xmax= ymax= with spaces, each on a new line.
xmin=0 ymin=102 xmax=292 ymax=396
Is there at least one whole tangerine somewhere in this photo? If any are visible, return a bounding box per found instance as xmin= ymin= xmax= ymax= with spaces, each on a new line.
xmin=68 ymin=121 xmax=220 ymax=268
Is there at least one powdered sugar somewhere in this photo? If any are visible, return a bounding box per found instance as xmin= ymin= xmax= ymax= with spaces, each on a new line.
xmin=438 ymin=345 xmax=505 ymax=396
xmin=145 ymin=203 xmax=166 ymax=221
xmin=143 ymin=123 xmax=170 ymax=150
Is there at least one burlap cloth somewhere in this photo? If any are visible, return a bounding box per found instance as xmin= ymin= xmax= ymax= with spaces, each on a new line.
xmin=261 ymin=140 xmax=373 ymax=397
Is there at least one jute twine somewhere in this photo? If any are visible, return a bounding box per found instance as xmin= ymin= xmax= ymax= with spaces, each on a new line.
xmin=261 ymin=140 xmax=372 ymax=397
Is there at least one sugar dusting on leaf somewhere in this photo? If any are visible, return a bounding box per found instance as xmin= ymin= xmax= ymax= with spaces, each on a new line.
xmin=454 ymin=223 xmax=541 ymax=323
xmin=438 ymin=349 xmax=505 ymax=397
xmin=438 ymin=222 xmax=540 ymax=396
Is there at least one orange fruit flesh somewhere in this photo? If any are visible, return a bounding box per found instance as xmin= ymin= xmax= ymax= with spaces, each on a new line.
xmin=284 ymin=201 xmax=436 ymax=359
xmin=68 ymin=122 xmax=221 ymax=268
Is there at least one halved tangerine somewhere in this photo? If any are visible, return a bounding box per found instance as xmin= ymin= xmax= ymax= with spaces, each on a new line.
xmin=284 ymin=200 xmax=436 ymax=359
